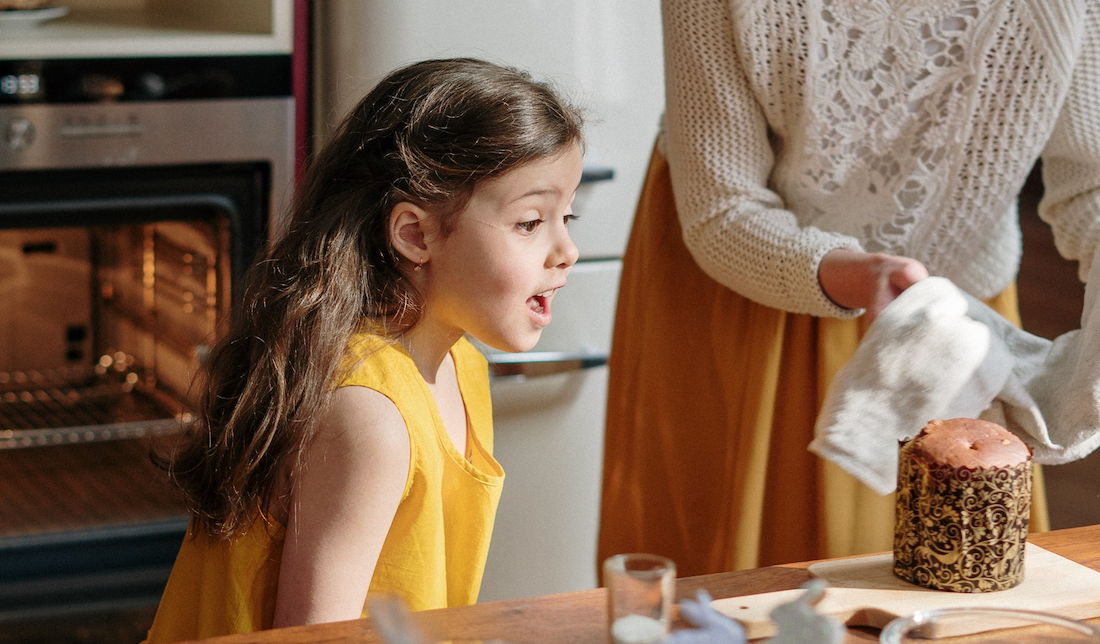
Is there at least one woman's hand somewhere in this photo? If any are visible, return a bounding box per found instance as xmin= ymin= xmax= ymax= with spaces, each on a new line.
xmin=818 ymin=248 xmax=929 ymax=322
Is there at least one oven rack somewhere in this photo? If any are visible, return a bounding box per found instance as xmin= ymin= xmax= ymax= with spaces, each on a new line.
xmin=99 ymin=292 xmax=220 ymax=364
xmin=0 ymin=366 xmax=192 ymax=449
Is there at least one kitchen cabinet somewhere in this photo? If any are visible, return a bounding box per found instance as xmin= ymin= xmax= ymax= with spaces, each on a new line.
xmin=0 ymin=0 xmax=292 ymax=59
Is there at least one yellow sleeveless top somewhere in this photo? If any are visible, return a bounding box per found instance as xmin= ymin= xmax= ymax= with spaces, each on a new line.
xmin=145 ymin=335 xmax=504 ymax=643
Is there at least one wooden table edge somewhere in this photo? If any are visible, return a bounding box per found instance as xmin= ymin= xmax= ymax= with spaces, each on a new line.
xmin=173 ymin=524 xmax=1100 ymax=644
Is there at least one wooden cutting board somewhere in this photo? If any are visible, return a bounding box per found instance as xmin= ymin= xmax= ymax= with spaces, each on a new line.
xmin=711 ymin=544 xmax=1100 ymax=640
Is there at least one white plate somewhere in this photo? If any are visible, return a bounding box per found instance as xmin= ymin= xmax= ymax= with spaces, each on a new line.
xmin=0 ymin=6 xmax=69 ymax=32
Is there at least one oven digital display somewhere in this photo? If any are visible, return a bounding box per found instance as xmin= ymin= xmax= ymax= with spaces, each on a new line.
xmin=0 ymin=57 xmax=291 ymax=104
xmin=0 ymin=74 xmax=42 ymax=98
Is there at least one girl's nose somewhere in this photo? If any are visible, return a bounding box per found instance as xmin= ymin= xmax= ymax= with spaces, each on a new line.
xmin=550 ymin=226 xmax=580 ymax=269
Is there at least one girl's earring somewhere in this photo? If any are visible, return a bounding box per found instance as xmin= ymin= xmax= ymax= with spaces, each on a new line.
xmin=414 ymin=261 xmax=425 ymax=272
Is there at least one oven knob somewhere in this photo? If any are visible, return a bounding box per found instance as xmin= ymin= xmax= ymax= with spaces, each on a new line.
xmin=4 ymin=117 xmax=35 ymax=152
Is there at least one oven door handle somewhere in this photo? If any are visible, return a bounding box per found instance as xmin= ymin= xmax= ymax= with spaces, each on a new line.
xmin=580 ymin=166 xmax=614 ymax=184
xmin=487 ymin=351 xmax=608 ymax=379
xmin=57 ymin=122 xmax=146 ymax=138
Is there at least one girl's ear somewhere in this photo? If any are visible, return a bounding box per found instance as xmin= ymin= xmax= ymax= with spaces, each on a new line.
xmin=388 ymin=201 xmax=432 ymax=265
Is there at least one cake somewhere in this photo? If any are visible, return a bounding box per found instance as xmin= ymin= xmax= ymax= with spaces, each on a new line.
xmin=893 ymin=418 xmax=1032 ymax=592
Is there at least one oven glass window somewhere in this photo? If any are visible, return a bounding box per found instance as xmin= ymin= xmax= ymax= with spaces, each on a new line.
xmin=0 ymin=163 xmax=266 ymax=446
xmin=0 ymin=217 xmax=227 ymax=443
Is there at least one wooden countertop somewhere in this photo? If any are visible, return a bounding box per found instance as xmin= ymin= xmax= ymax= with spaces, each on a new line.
xmin=181 ymin=525 xmax=1100 ymax=644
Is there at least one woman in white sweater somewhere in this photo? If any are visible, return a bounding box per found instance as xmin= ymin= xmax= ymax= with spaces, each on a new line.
xmin=599 ymin=0 xmax=1096 ymax=575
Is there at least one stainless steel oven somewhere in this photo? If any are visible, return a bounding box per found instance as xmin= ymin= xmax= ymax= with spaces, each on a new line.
xmin=0 ymin=54 xmax=293 ymax=621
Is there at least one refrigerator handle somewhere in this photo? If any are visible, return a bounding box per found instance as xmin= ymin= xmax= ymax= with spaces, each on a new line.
xmin=580 ymin=166 xmax=615 ymax=184
xmin=487 ymin=351 xmax=608 ymax=379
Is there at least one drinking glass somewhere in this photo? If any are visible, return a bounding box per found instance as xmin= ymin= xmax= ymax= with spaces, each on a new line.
xmin=604 ymin=553 xmax=676 ymax=644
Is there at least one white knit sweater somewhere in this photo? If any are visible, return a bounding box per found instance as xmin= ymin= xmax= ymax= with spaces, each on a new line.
xmin=662 ymin=0 xmax=1100 ymax=318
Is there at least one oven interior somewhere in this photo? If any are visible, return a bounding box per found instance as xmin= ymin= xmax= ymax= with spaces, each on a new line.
xmin=0 ymin=162 xmax=266 ymax=620
xmin=1 ymin=217 xmax=222 ymax=442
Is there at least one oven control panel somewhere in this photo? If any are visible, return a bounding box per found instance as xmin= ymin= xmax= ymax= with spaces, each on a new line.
xmin=0 ymin=56 xmax=295 ymax=205
xmin=0 ymin=55 xmax=291 ymax=105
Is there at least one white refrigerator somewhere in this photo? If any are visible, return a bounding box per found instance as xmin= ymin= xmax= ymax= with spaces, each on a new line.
xmin=313 ymin=0 xmax=665 ymax=601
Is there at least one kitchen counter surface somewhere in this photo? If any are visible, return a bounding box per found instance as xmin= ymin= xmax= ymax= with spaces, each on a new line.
xmin=178 ymin=524 xmax=1100 ymax=644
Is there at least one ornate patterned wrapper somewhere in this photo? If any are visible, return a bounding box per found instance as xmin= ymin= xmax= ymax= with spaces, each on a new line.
xmin=892 ymin=437 xmax=1031 ymax=592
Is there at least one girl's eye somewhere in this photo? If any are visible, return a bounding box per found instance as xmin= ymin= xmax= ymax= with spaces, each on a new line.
xmin=564 ymin=213 xmax=578 ymax=226
xmin=518 ymin=219 xmax=543 ymax=234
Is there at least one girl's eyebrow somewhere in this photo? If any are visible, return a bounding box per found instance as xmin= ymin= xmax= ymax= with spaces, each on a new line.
xmin=508 ymin=186 xmax=561 ymax=203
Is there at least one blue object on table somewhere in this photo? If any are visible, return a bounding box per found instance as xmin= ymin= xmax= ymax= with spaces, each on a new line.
xmin=664 ymin=590 xmax=747 ymax=644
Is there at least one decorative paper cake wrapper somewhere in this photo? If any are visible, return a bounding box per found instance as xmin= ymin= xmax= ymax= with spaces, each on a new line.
xmin=893 ymin=439 xmax=1032 ymax=593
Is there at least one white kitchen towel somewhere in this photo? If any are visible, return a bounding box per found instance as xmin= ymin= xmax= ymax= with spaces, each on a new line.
xmin=810 ymin=270 xmax=1100 ymax=495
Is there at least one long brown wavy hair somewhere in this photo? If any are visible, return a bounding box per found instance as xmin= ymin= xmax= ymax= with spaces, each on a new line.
xmin=162 ymin=58 xmax=584 ymax=538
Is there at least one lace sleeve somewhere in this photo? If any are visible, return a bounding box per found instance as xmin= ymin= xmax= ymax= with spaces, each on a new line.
xmin=662 ymin=0 xmax=862 ymax=318
xmin=1038 ymin=2 xmax=1100 ymax=283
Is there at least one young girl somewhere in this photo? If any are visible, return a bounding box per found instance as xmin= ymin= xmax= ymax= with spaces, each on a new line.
xmin=144 ymin=57 xmax=584 ymax=642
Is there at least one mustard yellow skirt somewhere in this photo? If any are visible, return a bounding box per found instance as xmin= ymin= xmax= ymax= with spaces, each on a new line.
xmin=598 ymin=148 xmax=1049 ymax=577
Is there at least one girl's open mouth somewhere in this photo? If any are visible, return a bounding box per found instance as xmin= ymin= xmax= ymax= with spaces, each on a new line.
xmin=528 ymin=292 xmax=549 ymax=315
xmin=528 ymin=288 xmax=559 ymax=317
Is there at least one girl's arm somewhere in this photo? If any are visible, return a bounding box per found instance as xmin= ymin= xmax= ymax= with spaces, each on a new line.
xmin=272 ymin=385 xmax=410 ymax=627
xmin=1038 ymin=4 xmax=1100 ymax=283
xmin=663 ymin=0 xmax=875 ymax=318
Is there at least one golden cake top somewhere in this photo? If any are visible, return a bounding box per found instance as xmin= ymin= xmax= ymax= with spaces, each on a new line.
xmin=908 ymin=418 xmax=1031 ymax=469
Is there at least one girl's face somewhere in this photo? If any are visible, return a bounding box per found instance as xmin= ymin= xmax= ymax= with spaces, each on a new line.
xmin=421 ymin=143 xmax=583 ymax=353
